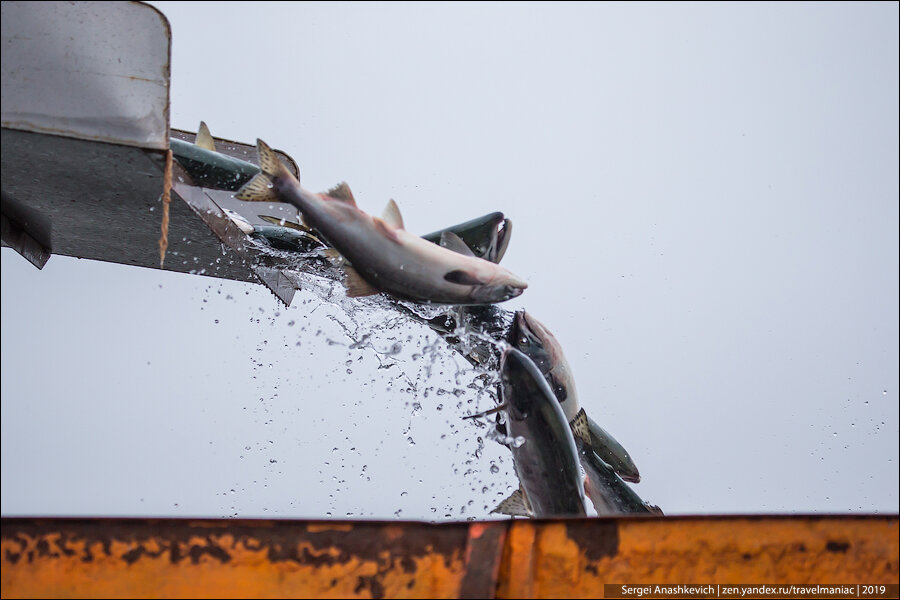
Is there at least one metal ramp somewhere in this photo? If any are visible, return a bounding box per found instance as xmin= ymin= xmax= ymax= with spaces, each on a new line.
xmin=1 ymin=1 xmax=302 ymax=304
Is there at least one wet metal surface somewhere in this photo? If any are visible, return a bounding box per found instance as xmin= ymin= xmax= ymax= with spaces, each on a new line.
xmin=1 ymin=128 xmax=256 ymax=283
xmin=1 ymin=2 xmax=170 ymax=150
xmin=1 ymin=516 xmax=896 ymax=598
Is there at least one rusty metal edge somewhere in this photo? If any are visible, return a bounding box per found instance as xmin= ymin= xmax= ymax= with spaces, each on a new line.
xmin=2 ymin=515 xmax=897 ymax=600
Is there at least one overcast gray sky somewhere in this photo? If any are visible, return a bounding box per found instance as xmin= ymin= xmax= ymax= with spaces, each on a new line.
xmin=2 ymin=1 xmax=898 ymax=520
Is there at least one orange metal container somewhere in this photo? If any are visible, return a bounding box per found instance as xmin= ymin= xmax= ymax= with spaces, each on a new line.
xmin=2 ymin=515 xmax=897 ymax=598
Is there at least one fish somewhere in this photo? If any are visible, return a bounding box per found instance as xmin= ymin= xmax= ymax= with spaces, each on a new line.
xmin=235 ymin=139 xmax=528 ymax=305
xmin=170 ymin=122 xmax=263 ymax=190
xmin=265 ymin=211 xmax=510 ymax=265
xmin=170 ymin=122 xmax=302 ymax=192
xmin=570 ymin=410 xmax=662 ymax=516
xmin=492 ymin=347 xmax=586 ymax=518
xmin=221 ymin=208 xmax=325 ymax=253
xmin=422 ymin=212 xmax=511 ymax=264
xmin=507 ymin=310 xmax=642 ymax=483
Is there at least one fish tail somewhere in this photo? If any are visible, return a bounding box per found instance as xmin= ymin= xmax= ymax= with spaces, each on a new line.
xmin=234 ymin=139 xmax=295 ymax=202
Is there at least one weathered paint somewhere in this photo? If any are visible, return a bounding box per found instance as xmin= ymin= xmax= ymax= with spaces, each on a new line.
xmin=0 ymin=519 xmax=468 ymax=599
xmin=496 ymin=516 xmax=899 ymax=598
xmin=1 ymin=516 xmax=897 ymax=599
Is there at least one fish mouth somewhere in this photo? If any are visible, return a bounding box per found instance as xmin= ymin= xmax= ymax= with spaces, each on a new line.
xmin=508 ymin=310 xmax=537 ymax=348
xmin=493 ymin=218 xmax=512 ymax=263
xmin=620 ymin=472 xmax=641 ymax=484
xmin=471 ymin=283 xmax=526 ymax=304
xmin=504 ymin=285 xmax=526 ymax=300
xmin=501 ymin=346 xmax=531 ymax=372
xmin=500 ymin=347 xmax=532 ymax=392
xmin=521 ymin=311 xmax=551 ymax=339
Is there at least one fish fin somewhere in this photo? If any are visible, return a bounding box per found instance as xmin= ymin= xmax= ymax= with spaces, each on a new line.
xmin=195 ymin=121 xmax=216 ymax=151
xmin=491 ymin=218 xmax=512 ymax=263
xmin=321 ymin=248 xmax=343 ymax=261
xmin=569 ymin=409 xmax=591 ymax=442
xmin=645 ymin=503 xmax=664 ymax=516
xmin=324 ymin=182 xmax=357 ymax=206
xmin=258 ymin=215 xmax=312 ymax=233
xmin=373 ymin=218 xmax=403 ymax=244
xmin=491 ymin=487 xmax=532 ymax=517
xmin=343 ymin=265 xmax=380 ymax=297
xmin=234 ymin=139 xmax=292 ymax=202
xmin=382 ymin=199 xmax=405 ymax=229
xmin=444 ymin=269 xmax=484 ymax=286
xmin=440 ymin=231 xmax=476 ymax=257
xmin=256 ymin=139 xmax=292 ymax=180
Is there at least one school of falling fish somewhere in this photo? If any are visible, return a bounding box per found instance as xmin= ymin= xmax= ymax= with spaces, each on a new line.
xmin=174 ymin=122 xmax=662 ymax=518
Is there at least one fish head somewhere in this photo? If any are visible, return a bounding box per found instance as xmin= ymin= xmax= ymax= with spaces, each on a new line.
xmin=469 ymin=282 xmax=526 ymax=304
xmin=500 ymin=347 xmax=553 ymax=420
xmin=467 ymin=266 xmax=527 ymax=304
xmin=222 ymin=208 xmax=255 ymax=235
xmin=507 ymin=311 xmax=572 ymax=403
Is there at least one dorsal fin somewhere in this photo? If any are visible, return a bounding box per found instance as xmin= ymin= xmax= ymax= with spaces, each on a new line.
xmin=324 ymin=182 xmax=357 ymax=206
xmin=569 ymin=408 xmax=590 ymax=442
xmin=195 ymin=121 xmax=216 ymax=151
xmin=491 ymin=486 xmax=532 ymax=517
xmin=382 ymin=199 xmax=405 ymax=229
xmin=440 ymin=231 xmax=476 ymax=257
xmin=373 ymin=218 xmax=402 ymax=244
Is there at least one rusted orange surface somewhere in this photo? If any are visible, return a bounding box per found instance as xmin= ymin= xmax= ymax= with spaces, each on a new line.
xmin=1 ymin=516 xmax=897 ymax=599
xmin=496 ymin=516 xmax=899 ymax=598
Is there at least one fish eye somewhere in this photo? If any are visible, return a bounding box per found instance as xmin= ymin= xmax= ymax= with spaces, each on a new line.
xmin=519 ymin=336 xmax=528 ymax=346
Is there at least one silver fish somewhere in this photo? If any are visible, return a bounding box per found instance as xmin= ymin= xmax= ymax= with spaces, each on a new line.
xmin=221 ymin=209 xmax=325 ymax=253
xmin=493 ymin=348 xmax=586 ymax=518
xmin=235 ymin=140 xmax=527 ymax=305
xmin=570 ymin=410 xmax=662 ymax=516
xmin=508 ymin=310 xmax=642 ymax=483
xmin=422 ymin=212 xmax=511 ymax=264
